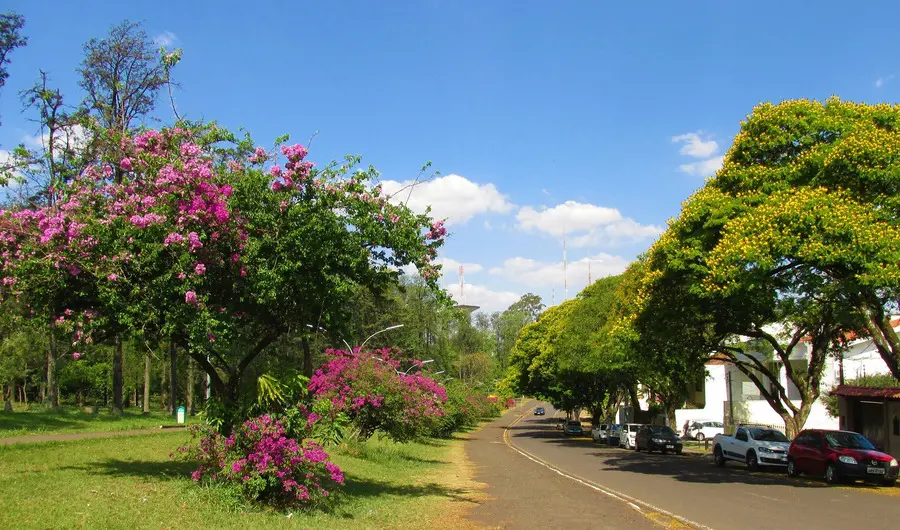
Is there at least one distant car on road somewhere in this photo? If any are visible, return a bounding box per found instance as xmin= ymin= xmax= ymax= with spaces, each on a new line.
xmin=591 ymin=424 xmax=610 ymax=443
xmin=713 ymin=425 xmax=791 ymax=470
xmin=564 ymin=420 xmax=584 ymax=436
xmin=606 ymin=424 xmax=623 ymax=446
xmin=788 ymin=429 xmax=899 ymax=486
xmin=555 ymin=418 xmax=567 ymax=431
xmin=619 ymin=423 xmax=642 ymax=449
xmin=685 ymin=420 xmax=724 ymax=441
xmin=534 ymin=407 xmax=545 ymax=416
xmin=636 ymin=425 xmax=683 ymax=454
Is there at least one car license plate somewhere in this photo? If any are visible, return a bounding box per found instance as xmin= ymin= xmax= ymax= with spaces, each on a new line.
xmin=867 ymin=467 xmax=886 ymax=475
xmin=666 ymin=445 xmax=674 ymax=449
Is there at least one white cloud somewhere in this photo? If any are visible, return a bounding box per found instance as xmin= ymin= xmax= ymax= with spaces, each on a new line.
xmin=436 ymin=256 xmax=483 ymax=276
xmin=153 ymin=31 xmax=178 ymax=47
xmin=875 ymin=75 xmax=896 ymax=88
xmin=489 ymin=253 xmax=629 ymax=291
xmin=444 ymin=282 xmax=521 ymax=313
xmin=678 ymin=155 xmax=725 ymax=177
xmin=672 ymin=132 xmax=719 ymax=158
xmin=398 ymin=256 xmax=483 ymax=280
xmin=380 ymin=174 xmax=514 ymax=225
xmin=515 ymin=200 xmax=662 ymax=247
xmin=22 ymin=124 xmax=90 ymax=154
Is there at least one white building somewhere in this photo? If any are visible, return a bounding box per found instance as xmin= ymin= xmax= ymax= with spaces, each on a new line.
xmin=675 ymin=320 xmax=899 ymax=433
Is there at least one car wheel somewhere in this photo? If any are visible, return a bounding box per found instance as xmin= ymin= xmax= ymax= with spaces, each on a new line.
xmin=695 ymin=432 xmax=705 ymax=442
xmin=787 ymin=458 xmax=800 ymax=477
xmin=825 ymin=463 xmax=839 ymax=485
xmin=881 ymin=478 xmax=896 ymax=487
xmin=675 ymin=449 xmax=683 ymax=455
xmin=746 ymin=451 xmax=759 ymax=471
xmin=635 ymin=442 xmax=641 ymax=452
xmin=714 ymin=446 xmax=726 ymax=467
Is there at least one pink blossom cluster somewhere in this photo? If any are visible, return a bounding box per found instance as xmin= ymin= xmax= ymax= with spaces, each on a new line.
xmin=178 ymin=414 xmax=343 ymax=507
xmin=309 ymin=348 xmax=448 ymax=441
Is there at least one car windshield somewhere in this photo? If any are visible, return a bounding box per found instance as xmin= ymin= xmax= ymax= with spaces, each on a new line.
xmin=748 ymin=428 xmax=789 ymax=442
xmin=648 ymin=426 xmax=675 ymax=435
xmin=567 ymin=420 xmax=580 ymax=426
xmin=825 ymin=432 xmax=875 ymax=450
xmin=629 ymin=425 xmax=640 ymax=432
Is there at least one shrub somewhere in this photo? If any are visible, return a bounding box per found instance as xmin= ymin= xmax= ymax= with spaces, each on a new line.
xmin=178 ymin=414 xmax=343 ymax=508
xmin=429 ymin=381 xmax=501 ymax=437
xmin=308 ymin=348 xmax=447 ymax=442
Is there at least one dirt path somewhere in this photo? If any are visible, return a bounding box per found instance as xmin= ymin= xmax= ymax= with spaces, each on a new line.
xmin=464 ymin=402 xmax=659 ymax=530
xmin=0 ymin=426 xmax=186 ymax=446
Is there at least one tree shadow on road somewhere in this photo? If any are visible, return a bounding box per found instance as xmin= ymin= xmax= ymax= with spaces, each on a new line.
xmin=589 ymin=450 xmax=826 ymax=488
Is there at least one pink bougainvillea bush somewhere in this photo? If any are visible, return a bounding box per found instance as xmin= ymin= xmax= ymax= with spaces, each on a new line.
xmin=308 ymin=348 xmax=448 ymax=442
xmin=178 ymin=413 xmax=343 ymax=508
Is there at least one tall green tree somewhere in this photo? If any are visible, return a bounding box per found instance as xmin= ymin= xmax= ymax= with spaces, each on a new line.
xmin=0 ymin=11 xmax=27 ymax=122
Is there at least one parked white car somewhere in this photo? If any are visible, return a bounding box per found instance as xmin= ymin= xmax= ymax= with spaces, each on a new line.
xmin=712 ymin=425 xmax=792 ymax=470
xmin=591 ymin=424 xmax=610 ymax=443
xmin=685 ymin=420 xmax=725 ymax=441
xmin=619 ymin=423 xmax=642 ymax=449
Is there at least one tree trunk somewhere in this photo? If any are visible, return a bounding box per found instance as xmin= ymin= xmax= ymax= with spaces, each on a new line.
xmin=45 ymin=322 xmax=59 ymax=410
xmin=665 ymin=402 xmax=677 ymax=429
xmin=112 ymin=334 xmax=124 ymax=413
xmin=3 ymin=385 xmax=11 ymax=411
xmin=161 ymin=360 xmax=168 ymax=411
xmin=143 ymin=352 xmax=151 ymax=413
xmin=301 ymin=337 xmax=313 ymax=378
xmin=168 ymin=341 xmax=177 ymax=416
xmin=186 ymin=358 xmax=194 ymax=415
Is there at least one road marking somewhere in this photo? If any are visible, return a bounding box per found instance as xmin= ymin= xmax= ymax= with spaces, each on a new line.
xmin=503 ymin=404 xmax=713 ymax=530
xmin=747 ymin=493 xmax=782 ymax=502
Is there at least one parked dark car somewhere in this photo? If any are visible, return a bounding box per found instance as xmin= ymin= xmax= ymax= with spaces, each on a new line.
xmin=635 ymin=425 xmax=683 ymax=454
xmin=564 ymin=420 xmax=584 ymax=436
xmin=534 ymin=407 xmax=545 ymax=415
xmin=788 ymin=429 xmax=899 ymax=486
xmin=606 ymin=424 xmax=623 ymax=446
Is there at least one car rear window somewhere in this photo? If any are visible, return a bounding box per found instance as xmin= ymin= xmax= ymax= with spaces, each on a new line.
xmin=629 ymin=424 xmax=640 ymax=432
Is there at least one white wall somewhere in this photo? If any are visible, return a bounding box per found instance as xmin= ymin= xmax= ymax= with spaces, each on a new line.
xmin=675 ymin=364 xmax=727 ymax=431
xmin=675 ymin=331 xmax=897 ymax=435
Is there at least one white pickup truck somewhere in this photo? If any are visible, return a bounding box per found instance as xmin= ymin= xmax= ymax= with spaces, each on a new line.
xmin=712 ymin=425 xmax=792 ymax=470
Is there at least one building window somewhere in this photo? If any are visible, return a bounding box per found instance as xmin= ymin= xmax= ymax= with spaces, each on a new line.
xmin=893 ymin=416 xmax=899 ymax=436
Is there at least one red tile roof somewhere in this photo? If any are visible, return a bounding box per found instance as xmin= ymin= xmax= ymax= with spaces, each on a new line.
xmin=831 ymin=385 xmax=900 ymax=399
xmin=705 ymin=353 xmax=731 ymax=365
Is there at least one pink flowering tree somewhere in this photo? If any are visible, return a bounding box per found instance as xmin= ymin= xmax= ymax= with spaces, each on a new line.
xmin=308 ymin=348 xmax=448 ymax=442
xmin=0 ymin=122 xmax=446 ymax=421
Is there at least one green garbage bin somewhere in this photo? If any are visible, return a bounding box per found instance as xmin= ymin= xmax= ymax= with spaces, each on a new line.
xmin=176 ymin=406 xmax=186 ymax=424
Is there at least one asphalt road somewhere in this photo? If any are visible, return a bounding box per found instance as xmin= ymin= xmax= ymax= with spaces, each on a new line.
xmin=510 ymin=404 xmax=900 ymax=530
xmin=466 ymin=404 xmax=659 ymax=530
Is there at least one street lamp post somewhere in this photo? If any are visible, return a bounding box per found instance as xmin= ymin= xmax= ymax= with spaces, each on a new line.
xmin=403 ymin=359 xmax=434 ymax=374
xmin=360 ymin=324 xmax=405 ymax=351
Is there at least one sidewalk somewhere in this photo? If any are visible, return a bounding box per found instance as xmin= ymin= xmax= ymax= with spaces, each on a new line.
xmin=0 ymin=426 xmax=186 ymax=446
xmin=464 ymin=403 xmax=659 ymax=530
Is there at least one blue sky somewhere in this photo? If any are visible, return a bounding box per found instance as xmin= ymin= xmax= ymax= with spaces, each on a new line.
xmin=3 ymin=1 xmax=900 ymax=312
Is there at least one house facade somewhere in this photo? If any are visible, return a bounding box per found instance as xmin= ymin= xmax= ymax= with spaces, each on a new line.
xmin=675 ymin=323 xmax=897 ymax=434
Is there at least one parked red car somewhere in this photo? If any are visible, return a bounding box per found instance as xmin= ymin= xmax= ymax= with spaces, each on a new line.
xmin=787 ymin=429 xmax=899 ymax=486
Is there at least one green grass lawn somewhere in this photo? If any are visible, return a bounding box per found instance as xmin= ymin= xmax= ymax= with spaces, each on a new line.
xmin=0 ymin=430 xmax=480 ymax=529
xmin=0 ymin=406 xmax=198 ymax=438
